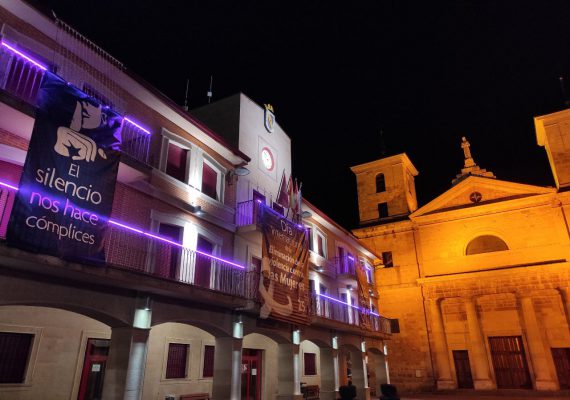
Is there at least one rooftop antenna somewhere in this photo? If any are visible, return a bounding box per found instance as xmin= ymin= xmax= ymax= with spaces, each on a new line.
xmin=560 ymin=76 xmax=570 ymax=108
xmin=207 ymin=75 xmax=213 ymax=104
xmin=183 ymin=78 xmax=190 ymax=111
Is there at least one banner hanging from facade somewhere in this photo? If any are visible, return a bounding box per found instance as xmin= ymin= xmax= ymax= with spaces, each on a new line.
xmin=7 ymin=72 xmax=122 ymax=264
xmin=355 ymin=260 xmax=372 ymax=330
xmin=259 ymin=203 xmax=309 ymax=325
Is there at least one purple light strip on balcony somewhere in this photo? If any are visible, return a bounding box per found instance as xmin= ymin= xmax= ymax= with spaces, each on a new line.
xmin=370 ymin=311 xmax=380 ymax=317
xmin=0 ymin=180 xmax=245 ymax=270
xmin=124 ymin=117 xmax=151 ymax=135
xmin=256 ymin=200 xmax=308 ymax=230
xmin=316 ymin=292 xmax=362 ymax=310
xmin=1 ymin=42 xmax=48 ymax=71
xmin=0 ymin=180 xmax=19 ymax=191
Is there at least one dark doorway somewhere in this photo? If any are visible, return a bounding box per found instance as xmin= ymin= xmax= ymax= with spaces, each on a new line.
xmin=78 ymin=338 xmax=110 ymax=400
xmin=242 ymin=349 xmax=262 ymax=400
xmin=194 ymin=235 xmax=213 ymax=288
xmin=552 ymin=348 xmax=570 ymax=389
xmin=156 ymin=223 xmax=183 ymax=279
xmin=452 ymin=350 xmax=474 ymax=388
xmin=489 ymin=336 xmax=531 ymax=389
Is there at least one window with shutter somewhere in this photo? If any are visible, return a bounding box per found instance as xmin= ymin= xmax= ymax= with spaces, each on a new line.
xmin=166 ymin=343 xmax=188 ymax=379
xmin=203 ymin=345 xmax=215 ymax=378
xmin=0 ymin=332 xmax=33 ymax=383
xmin=304 ymin=352 xmax=317 ymax=376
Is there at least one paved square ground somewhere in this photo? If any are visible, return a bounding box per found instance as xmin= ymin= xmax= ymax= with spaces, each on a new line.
xmin=392 ymin=389 xmax=570 ymax=400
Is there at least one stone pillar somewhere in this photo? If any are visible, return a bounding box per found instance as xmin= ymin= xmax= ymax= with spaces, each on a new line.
xmin=349 ymin=349 xmax=368 ymax=400
xmin=212 ymin=337 xmax=243 ymax=400
xmin=464 ymin=297 xmax=494 ymax=389
xmin=427 ymin=298 xmax=455 ymax=389
xmin=333 ymin=348 xmax=340 ymax=396
xmin=277 ymin=343 xmax=303 ymax=400
xmin=519 ymin=296 xmax=558 ymax=390
xmin=320 ymin=348 xmax=337 ymax=400
xmin=361 ymin=353 xmax=371 ymax=400
xmin=102 ymin=327 xmax=149 ymax=400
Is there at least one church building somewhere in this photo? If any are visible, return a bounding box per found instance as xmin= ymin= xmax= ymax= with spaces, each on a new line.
xmin=352 ymin=111 xmax=570 ymax=392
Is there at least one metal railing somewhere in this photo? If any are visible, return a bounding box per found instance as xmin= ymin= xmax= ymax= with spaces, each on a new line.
xmin=105 ymin=226 xmax=245 ymax=297
xmin=0 ymin=45 xmax=45 ymax=104
xmin=0 ymin=43 xmax=150 ymax=166
xmin=335 ymin=255 xmax=357 ymax=276
xmin=0 ymin=186 xmax=16 ymax=239
xmin=309 ymin=293 xmax=394 ymax=335
xmin=0 ymin=184 xmax=245 ymax=297
xmin=236 ymin=199 xmax=257 ymax=226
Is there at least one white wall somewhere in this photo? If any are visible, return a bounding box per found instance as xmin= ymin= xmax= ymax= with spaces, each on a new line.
xmin=0 ymin=306 xmax=111 ymax=400
xmin=236 ymin=95 xmax=293 ymax=205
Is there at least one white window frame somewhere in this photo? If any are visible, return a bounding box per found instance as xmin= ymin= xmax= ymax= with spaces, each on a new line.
xmin=159 ymin=129 xmax=227 ymax=205
xmin=159 ymin=130 xmax=193 ymax=185
xmin=199 ymin=154 xmax=226 ymax=202
xmin=312 ymin=227 xmax=327 ymax=259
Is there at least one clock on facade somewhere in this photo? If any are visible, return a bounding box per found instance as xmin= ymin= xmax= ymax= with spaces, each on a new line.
xmin=261 ymin=147 xmax=274 ymax=171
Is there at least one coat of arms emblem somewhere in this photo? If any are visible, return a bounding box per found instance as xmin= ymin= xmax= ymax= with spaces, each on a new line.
xmin=264 ymin=103 xmax=275 ymax=133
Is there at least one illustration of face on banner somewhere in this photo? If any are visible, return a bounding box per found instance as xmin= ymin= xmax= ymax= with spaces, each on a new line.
xmin=259 ymin=204 xmax=309 ymax=325
xmin=7 ymin=73 xmax=122 ymax=264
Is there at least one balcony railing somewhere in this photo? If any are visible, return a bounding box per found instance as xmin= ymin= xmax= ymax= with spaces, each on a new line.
xmin=0 ymin=183 xmax=245 ymax=297
xmin=309 ymin=293 xmax=394 ymax=335
xmin=335 ymin=255 xmax=357 ymax=276
xmin=236 ymin=199 xmax=257 ymax=227
xmin=0 ymin=42 xmax=150 ymax=165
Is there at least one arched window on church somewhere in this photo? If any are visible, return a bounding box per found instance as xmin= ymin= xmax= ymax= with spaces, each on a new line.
xmin=376 ymin=173 xmax=386 ymax=193
xmin=466 ymin=235 xmax=508 ymax=255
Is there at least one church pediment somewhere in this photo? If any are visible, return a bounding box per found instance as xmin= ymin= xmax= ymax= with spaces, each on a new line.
xmin=410 ymin=176 xmax=555 ymax=218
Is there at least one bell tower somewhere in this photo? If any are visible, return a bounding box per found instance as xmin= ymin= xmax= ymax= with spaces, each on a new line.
xmin=535 ymin=109 xmax=570 ymax=189
xmin=351 ymin=153 xmax=418 ymax=225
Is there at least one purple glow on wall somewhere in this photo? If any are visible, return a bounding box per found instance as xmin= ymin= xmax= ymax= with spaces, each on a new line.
xmin=1 ymin=42 xmax=48 ymax=71
xmin=124 ymin=117 xmax=151 ymax=135
xmin=1 ymin=180 xmax=245 ymax=270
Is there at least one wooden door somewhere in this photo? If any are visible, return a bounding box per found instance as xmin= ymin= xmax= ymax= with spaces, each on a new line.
xmin=552 ymin=348 xmax=570 ymax=389
xmin=452 ymin=350 xmax=474 ymax=388
xmin=489 ymin=336 xmax=531 ymax=389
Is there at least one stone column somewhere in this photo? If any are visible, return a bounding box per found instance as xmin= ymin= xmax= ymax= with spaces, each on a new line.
xmin=427 ymin=298 xmax=455 ymax=389
xmin=348 ymin=348 xmax=368 ymax=400
xmin=320 ymin=348 xmax=337 ymax=400
xmin=333 ymin=348 xmax=340 ymax=395
xmin=361 ymin=352 xmax=371 ymax=400
xmin=464 ymin=297 xmax=494 ymax=389
xmin=277 ymin=343 xmax=303 ymax=400
xmin=212 ymin=337 xmax=243 ymax=400
xmin=102 ymin=327 xmax=149 ymax=400
xmin=519 ymin=295 xmax=557 ymax=390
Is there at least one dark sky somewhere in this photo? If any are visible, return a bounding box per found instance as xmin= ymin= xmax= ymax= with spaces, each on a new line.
xmin=40 ymin=1 xmax=570 ymax=228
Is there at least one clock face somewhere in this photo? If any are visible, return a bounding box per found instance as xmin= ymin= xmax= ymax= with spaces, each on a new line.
xmin=261 ymin=147 xmax=274 ymax=171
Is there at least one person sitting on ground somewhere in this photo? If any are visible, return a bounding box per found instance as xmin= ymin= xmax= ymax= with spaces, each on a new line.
xmin=338 ymin=380 xmax=357 ymax=400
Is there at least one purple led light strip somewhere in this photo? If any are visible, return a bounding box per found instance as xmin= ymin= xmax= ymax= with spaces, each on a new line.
xmin=124 ymin=117 xmax=151 ymax=135
xmin=1 ymin=41 xmax=47 ymax=71
xmin=0 ymin=41 xmax=152 ymax=138
xmin=1 ymin=180 xmax=244 ymax=269
xmin=316 ymin=292 xmax=361 ymax=310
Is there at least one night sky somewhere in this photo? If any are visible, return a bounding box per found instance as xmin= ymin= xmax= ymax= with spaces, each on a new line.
xmin=39 ymin=1 xmax=570 ymax=229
